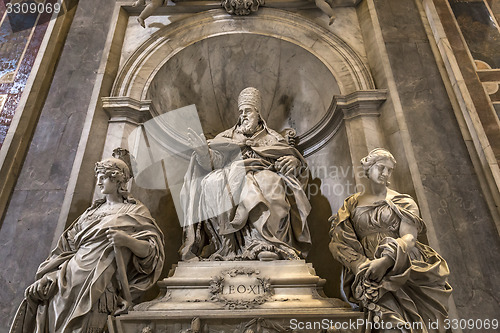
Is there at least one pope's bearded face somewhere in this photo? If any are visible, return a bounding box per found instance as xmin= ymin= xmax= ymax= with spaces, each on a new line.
xmin=238 ymin=105 xmax=261 ymax=135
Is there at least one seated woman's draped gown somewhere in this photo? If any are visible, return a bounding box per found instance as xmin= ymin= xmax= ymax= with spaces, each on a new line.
xmin=330 ymin=193 xmax=452 ymax=332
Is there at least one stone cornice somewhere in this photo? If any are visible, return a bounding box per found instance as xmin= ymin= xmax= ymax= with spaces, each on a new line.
xmin=102 ymin=90 xmax=385 ymax=158
xmin=297 ymin=89 xmax=386 ymax=156
xmin=337 ymin=89 xmax=387 ymax=120
xmin=119 ymin=0 xmax=362 ymax=15
xmin=111 ymin=8 xmax=375 ymax=99
xmin=102 ymin=96 xmax=153 ymax=124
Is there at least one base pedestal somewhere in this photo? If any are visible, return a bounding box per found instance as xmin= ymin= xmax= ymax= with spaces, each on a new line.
xmin=109 ymin=260 xmax=367 ymax=333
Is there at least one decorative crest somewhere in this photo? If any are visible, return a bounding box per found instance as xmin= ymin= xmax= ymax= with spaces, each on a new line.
xmin=221 ymin=0 xmax=264 ymax=16
xmin=112 ymin=147 xmax=134 ymax=178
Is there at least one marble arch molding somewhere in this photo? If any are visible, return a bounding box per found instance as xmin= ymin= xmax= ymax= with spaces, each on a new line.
xmin=105 ymin=8 xmax=383 ymax=156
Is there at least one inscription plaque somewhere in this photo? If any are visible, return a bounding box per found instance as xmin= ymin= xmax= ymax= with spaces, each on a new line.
xmin=209 ymin=268 xmax=273 ymax=309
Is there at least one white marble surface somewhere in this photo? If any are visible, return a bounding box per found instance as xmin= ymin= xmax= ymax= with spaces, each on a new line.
xmin=113 ymin=8 xmax=374 ymax=101
xmin=147 ymin=34 xmax=339 ymax=138
xmin=299 ymin=7 xmax=368 ymax=66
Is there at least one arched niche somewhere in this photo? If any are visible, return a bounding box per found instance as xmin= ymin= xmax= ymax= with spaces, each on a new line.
xmin=146 ymin=33 xmax=341 ymax=139
xmin=100 ymin=8 xmax=384 ymax=299
xmin=106 ymin=8 xmax=379 ymax=156
xmin=112 ymin=9 xmax=374 ymax=101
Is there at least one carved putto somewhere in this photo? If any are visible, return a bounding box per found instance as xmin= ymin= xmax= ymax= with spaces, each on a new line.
xmin=133 ymin=0 xmax=164 ymax=28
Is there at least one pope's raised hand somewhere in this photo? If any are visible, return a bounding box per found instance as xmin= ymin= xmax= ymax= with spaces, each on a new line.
xmin=187 ymin=128 xmax=209 ymax=158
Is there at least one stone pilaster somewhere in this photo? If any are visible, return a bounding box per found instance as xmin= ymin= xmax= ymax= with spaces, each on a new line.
xmin=337 ymin=90 xmax=387 ymax=186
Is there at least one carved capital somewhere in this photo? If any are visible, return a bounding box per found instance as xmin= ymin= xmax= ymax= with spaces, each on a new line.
xmin=221 ymin=0 xmax=265 ymax=15
xmin=101 ymin=96 xmax=153 ymax=124
xmin=296 ymin=90 xmax=386 ymax=156
xmin=336 ymin=90 xmax=387 ymax=120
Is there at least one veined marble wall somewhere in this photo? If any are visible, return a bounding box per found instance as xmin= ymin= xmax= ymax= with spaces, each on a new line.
xmin=0 ymin=0 xmax=499 ymax=332
xmin=0 ymin=0 xmax=59 ymax=147
xmin=0 ymin=0 xmax=118 ymax=329
xmin=358 ymin=0 xmax=500 ymax=323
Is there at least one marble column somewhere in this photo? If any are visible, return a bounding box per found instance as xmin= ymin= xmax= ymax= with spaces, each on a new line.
xmin=99 ymin=96 xmax=153 ymax=195
xmin=101 ymin=97 xmax=152 ymax=155
xmin=337 ymin=90 xmax=387 ymax=186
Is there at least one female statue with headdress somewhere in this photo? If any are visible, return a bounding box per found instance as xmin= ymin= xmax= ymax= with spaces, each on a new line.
xmin=329 ymin=148 xmax=452 ymax=332
xmin=10 ymin=149 xmax=164 ymax=333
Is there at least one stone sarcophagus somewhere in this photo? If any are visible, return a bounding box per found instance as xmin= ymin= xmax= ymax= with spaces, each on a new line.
xmin=109 ymin=260 xmax=366 ymax=333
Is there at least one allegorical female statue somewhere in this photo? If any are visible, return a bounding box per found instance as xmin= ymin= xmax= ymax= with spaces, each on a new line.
xmin=10 ymin=149 xmax=164 ymax=333
xmin=180 ymin=87 xmax=311 ymax=261
xmin=329 ymin=148 xmax=452 ymax=332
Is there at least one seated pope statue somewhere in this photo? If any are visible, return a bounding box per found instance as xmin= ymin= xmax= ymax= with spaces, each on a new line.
xmin=180 ymin=87 xmax=312 ymax=261
xmin=10 ymin=149 xmax=165 ymax=333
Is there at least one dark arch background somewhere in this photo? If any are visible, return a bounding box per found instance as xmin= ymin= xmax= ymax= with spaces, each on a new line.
xmin=146 ymin=33 xmax=341 ymax=139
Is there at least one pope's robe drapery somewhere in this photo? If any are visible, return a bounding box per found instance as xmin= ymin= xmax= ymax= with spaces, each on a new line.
xmin=180 ymin=125 xmax=311 ymax=260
